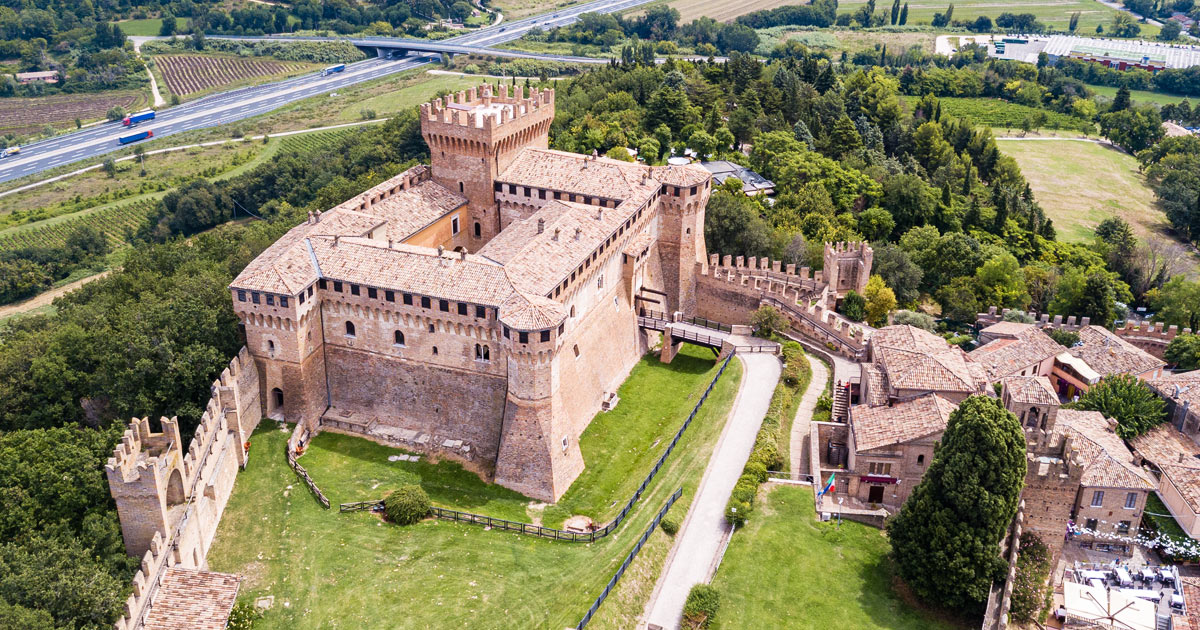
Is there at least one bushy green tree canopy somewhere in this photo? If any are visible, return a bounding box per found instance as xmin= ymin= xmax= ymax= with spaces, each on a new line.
xmin=1066 ymin=374 xmax=1167 ymax=440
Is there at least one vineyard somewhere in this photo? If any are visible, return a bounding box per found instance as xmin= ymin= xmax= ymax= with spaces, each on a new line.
xmin=0 ymin=92 xmax=143 ymax=136
xmin=939 ymin=98 xmax=1096 ymax=134
xmin=279 ymin=129 xmax=361 ymax=154
xmin=156 ymin=55 xmax=308 ymax=96
xmin=0 ymin=201 xmax=156 ymax=253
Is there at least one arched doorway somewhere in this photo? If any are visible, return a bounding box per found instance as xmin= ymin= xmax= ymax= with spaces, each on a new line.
xmin=166 ymin=468 xmax=185 ymax=506
xmin=271 ymin=388 xmax=284 ymax=417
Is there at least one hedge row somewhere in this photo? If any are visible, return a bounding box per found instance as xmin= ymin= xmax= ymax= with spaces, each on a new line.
xmin=725 ymin=341 xmax=810 ymax=526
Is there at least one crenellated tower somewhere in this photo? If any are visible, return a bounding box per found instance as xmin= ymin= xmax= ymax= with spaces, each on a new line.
xmin=652 ymin=167 xmax=711 ymax=315
xmin=823 ymin=241 xmax=873 ymax=299
xmin=105 ymin=417 xmax=187 ymax=558
xmin=420 ymin=84 xmax=554 ymax=248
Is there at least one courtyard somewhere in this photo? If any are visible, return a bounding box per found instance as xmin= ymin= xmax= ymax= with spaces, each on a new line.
xmin=206 ymin=345 xmax=741 ymax=629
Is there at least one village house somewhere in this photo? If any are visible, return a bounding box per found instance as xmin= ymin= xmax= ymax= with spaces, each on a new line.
xmin=1132 ymin=420 xmax=1200 ymax=540
xmin=1051 ymin=325 xmax=1166 ymax=398
xmin=970 ymin=321 xmax=1064 ymax=381
xmin=857 ymin=324 xmax=990 ymax=406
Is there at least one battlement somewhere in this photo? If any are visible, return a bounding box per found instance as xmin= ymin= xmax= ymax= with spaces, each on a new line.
xmin=343 ymin=164 xmax=432 ymax=215
xmin=822 ymin=241 xmax=873 ymax=298
xmin=978 ymin=306 xmax=1092 ymax=330
xmin=419 ymin=84 xmax=554 ymax=133
xmin=824 ymin=241 xmax=873 ymax=257
xmin=106 ymin=416 xmax=183 ymax=483
xmin=978 ymin=306 xmax=1191 ymax=359
xmin=113 ymin=530 xmax=171 ymax=630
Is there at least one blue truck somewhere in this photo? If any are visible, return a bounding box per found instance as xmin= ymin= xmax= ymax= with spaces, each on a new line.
xmin=321 ymin=64 xmax=345 ymax=77
xmin=118 ymin=130 xmax=153 ymax=144
xmin=123 ymin=110 xmax=156 ymax=126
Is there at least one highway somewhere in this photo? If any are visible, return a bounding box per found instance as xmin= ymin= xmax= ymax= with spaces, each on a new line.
xmin=0 ymin=0 xmax=654 ymax=185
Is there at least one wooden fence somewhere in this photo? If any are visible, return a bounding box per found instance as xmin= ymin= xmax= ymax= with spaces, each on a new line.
xmin=287 ymin=423 xmax=330 ymax=509
xmin=339 ymin=353 xmax=734 ymax=542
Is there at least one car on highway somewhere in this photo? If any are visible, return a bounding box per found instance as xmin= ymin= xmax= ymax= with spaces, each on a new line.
xmin=0 ymin=146 xmax=19 ymax=158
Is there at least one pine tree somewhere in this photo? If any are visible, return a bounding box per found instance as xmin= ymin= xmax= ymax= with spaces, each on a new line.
xmin=887 ymin=396 xmax=1027 ymax=609
xmin=880 ymin=44 xmax=887 ymax=67
xmin=964 ymin=196 xmax=981 ymax=228
xmin=941 ymin=181 xmax=952 ymax=207
xmin=962 ymin=164 xmax=973 ymax=196
xmin=899 ymin=3 xmax=908 ymax=24
xmin=814 ymin=64 xmax=835 ymax=93
xmin=1112 ymin=86 xmax=1132 ymax=112
xmin=1069 ymin=11 xmax=1080 ymax=32
xmin=993 ymin=194 xmax=1009 ymax=232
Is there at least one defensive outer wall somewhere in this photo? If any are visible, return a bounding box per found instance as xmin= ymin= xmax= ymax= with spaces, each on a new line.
xmin=105 ymin=347 xmax=261 ymax=630
xmin=977 ymin=306 xmax=1193 ymax=360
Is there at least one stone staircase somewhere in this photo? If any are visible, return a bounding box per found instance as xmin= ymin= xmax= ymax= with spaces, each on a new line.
xmin=832 ymin=384 xmax=849 ymax=422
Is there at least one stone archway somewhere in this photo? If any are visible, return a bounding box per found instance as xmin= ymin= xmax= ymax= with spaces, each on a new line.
xmin=166 ymin=467 xmax=185 ymax=506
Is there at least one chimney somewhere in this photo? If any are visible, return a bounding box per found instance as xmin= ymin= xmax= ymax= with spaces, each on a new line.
xmin=460 ymin=249 xmax=467 ymax=261
xmin=437 ymin=245 xmax=445 ymax=257
xmin=307 ymin=211 xmax=315 ymax=224
xmin=388 ymin=239 xmax=393 ymax=248
xmin=596 ymin=208 xmax=603 ymax=221
xmin=1107 ymin=417 xmax=1119 ymax=431
xmin=537 ymin=218 xmax=545 ymax=234
xmin=553 ymin=228 xmax=560 ymax=241
xmin=314 ymin=210 xmax=322 ymax=223
xmin=333 ymin=235 xmax=339 ymax=247
xmin=574 ymin=227 xmax=582 ymax=240
xmin=1181 ymin=452 xmax=1188 ymax=464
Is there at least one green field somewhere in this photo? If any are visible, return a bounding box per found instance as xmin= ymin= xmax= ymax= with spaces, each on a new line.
xmin=208 ymin=346 xmax=743 ymax=629
xmin=836 ymin=0 xmax=1156 ymax=36
xmin=118 ymin=16 xmax=189 ymax=36
xmin=939 ymin=97 xmax=1095 ymax=134
xmin=1089 ymin=84 xmax=1192 ymax=107
xmin=336 ymin=73 xmax=483 ymax=121
xmin=996 ymin=139 xmax=1168 ymax=245
xmin=711 ymin=485 xmax=969 ymax=630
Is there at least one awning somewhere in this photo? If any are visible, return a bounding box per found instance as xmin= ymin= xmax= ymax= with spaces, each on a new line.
xmin=1055 ymin=352 xmax=1101 ymax=384
xmin=860 ymin=475 xmax=898 ymax=485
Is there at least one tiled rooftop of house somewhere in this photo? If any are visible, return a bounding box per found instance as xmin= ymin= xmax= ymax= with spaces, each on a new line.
xmin=1068 ymin=325 xmax=1166 ymax=379
xmin=497 ymin=149 xmax=659 ymax=202
xmin=851 ymin=393 xmax=958 ymax=453
xmin=1054 ymin=409 xmax=1154 ymax=490
xmin=1146 ymin=371 xmax=1200 ymax=409
xmin=1131 ymin=424 xmax=1200 ymax=471
xmin=1001 ymin=375 xmax=1060 ymax=406
xmin=142 ymin=568 xmax=240 ymax=630
xmin=870 ymin=325 xmax=989 ymax=395
xmin=969 ymin=323 xmax=1063 ymax=380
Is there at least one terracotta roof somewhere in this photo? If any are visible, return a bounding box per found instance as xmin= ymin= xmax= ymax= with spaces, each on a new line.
xmin=862 ymin=363 xmax=889 ymax=406
xmin=1068 ymin=325 xmax=1166 ymax=379
xmin=1146 ymin=371 xmax=1200 ymax=409
xmin=1180 ymin=578 xmax=1200 ymax=630
xmin=498 ymin=292 xmax=566 ymax=331
xmin=1001 ymin=375 xmax=1060 ymax=406
xmin=969 ymin=324 xmax=1063 ymax=380
xmin=1131 ymin=424 xmax=1200 ymax=471
xmin=1054 ymin=409 xmax=1154 ymax=490
xmin=851 ymin=393 xmax=959 ymax=452
xmin=498 ymin=148 xmax=658 ymax=201
xmin=1162 ymin=464 xmax=1200 ymax=515
xmin=142 ymin=568 xmax=240 ymax=630
xmin=650 ymin=163 xmax=711 ymax=187
xmin=870 ymin=325 xmax=989 ymax=395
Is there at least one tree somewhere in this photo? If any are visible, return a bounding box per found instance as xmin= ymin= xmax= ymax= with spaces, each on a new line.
xmin=891 ymin=0 xmax=901 ymax=24
xmin=1101 ymin=107 xmax=1164 ymax=153
xmin=893 ymin=309 xmax=936 ymax=331
xmin=871 ymin=244 xmax=923 ymax=306
xmin=975 ymin=253 xmax=1029 ymax=309
xmin=1111 ymin=86 xmax=1132 ymax=112
xmin=887 ymin=396 xmax=1026 ymax=610
xmin=159 ymin=11 xmax=177 ymax=36
xmin=1069 ymin=11 xmax=1080 ymax=31
xmin=605 ymin=146 xmax=634 ymax=162
xmin=857 ymin=207 xmax=895 ymax=242
xmin=688 ymin=130 xmax=717 ymax=159
xmin=862 ymin=275 xmax=896 ymax=327
xmin=703 ymin=192 xmax=772 ymax=258
xmin=751 ymin=305 xmax=788 ymax=338
xmin=105 ymin=106 xmax=125 ymax=122
xmin=1164 ymin=333 xmax=1200 ymax=370
xmin=383 ymin=484 xmax=430 ymax=525
xmin=899 ymin=3 xmax=908 ymax=24
xmin=1110 ymin=12 xmax=1141 ymax=37
xmin=1159 ymin=20 xmax=1182 ymax=41
xmin=937 ymin=276 xmax=980 ymax=322
xmin=192 ymin=29 xmax=206 ymax=51
xmin=637 ymin=137 xmax=660 ymax=165
xmin=840 ymin=290 xmax=867 ymax=322
xmin=1066 ymin=374 xmax=1167 ymax=440
xmin=1148 ymin=277 xmax=1200 ymax=331
xmin=449 ymin=1 xmax=473 ymax=22
xmin=1045 ymin=328 xmax=1080 ymax=348
xmin=102 ymin=157 xmax=116 ymax=178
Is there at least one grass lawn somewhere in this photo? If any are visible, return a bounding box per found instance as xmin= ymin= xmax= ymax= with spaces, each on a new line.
xmin=996 ymin=139 xmax=1168 ymax=244
xmin=118 ymin=16 xmax=189 ymax=36
xmin=938 ymin=97 xmax=1095 ymax=135
xmin=207 ymin=345 xmax=743 ymax=629
xmin=835 ymin=0 xmax=1155 ymax=36
xmin=711 ymin=485 xmax=969 ymax=630
xmin=1089 ymin=84 xmax=1192 ymax=107
xmin=335 ymin=73 xmax=483 ymax=122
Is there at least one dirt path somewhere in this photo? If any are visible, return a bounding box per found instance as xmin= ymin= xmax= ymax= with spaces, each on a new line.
xmin=0 ymin=271 xmax=110 ymax=321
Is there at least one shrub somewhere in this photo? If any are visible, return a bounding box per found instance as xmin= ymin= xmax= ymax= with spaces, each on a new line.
xmin=816 ymin=391 xmax=832 ymax=412
xmin=747 ymin=431 xmax=782 ymax=470
xmin=725 ymin=499 xmax=751 ymax=526
xmin=1009 ymin=532 xmax=1052 ymax=623
xmin=683 ymin=584 xmax=721 ymax=628
xmin=227 ymin=601 xmax=262 ymax=630
xmin=383 ymin=484 xmax=430 ymax=525
xmin=743 ymin=461 xmax=768 ymax=484
xmin=660 ymin=516 xmax=680 ymax=536
xmin=731 ymin=476 xmax=758 ymax=504
xmin=360 ymin=109 xmax=377 ymax=120
xmin=1046 ymin=328 xmax=1080 ymax=347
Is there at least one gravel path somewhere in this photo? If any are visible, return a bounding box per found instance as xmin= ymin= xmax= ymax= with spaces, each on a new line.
xmin=790 ymin=354 xmax=829 ymax=480
xmin=642 ymin=352 xmax=781 ymax=630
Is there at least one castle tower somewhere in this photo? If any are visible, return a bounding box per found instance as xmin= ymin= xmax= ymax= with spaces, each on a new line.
xmin=823 ymin=241 xmax=873 ymax=299
xmin=105 ymin=417 xmax=187 ymax=557
xmin=492 ymin=296 xmax=581 ymax=502
xmin=653 ymin=168 xmax=711 ymax=315
xmin=420 ymin=85 xmax=555 ymax=249
xmin=1001 ymin=376 xmax=1061 ymax=452
xmin=1020 ymin=441 xmax=1083 ymax=563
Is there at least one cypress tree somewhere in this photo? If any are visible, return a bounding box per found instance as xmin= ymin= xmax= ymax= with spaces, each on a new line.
xmin=899 ymin=3 xmax=908 ymax=24
xmin=887 ymin=396 xmax=1027 ymax=609
xmin=993 ymin=194 xmax=1009 ymax=232
xmin=891 ymin=0 xmax=901 ymax=24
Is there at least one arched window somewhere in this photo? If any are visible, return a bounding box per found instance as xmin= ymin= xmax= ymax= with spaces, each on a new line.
xmin=345 ymin=321 xmax=356 ymax=337
xmin=432 ymin=346 xmax=439 ymax=356
xmin=272 ymin=387 xmax=284 ymax=410
xmin=917 ymin=454 xmax=925 ymax=465
xmin=474 ymin=222 xmax=481 ymax=238
xmin=428 ymin=323 xmax=435 ymax=333
xmin=570 ymin=305 xmax=576 ymax=318
xmin=459 ymin=181 xmax=465 ymax=194
xmin=573 ymin=344 xmax=580 ymax=358
xmin=1027 ymin=407 xmax=1039 ymax=428
xmin=267 ymin=340 xmax=276 ymax=357
xmin=483 ymin=345 xmax=490 ymax=360
xmin=475 ymin=344 xmax=482 ymax=359
xmin=394 ymin=330 xmax=405 ymax=346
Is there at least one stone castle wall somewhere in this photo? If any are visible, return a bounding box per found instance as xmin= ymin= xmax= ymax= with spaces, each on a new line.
xmin=107 ymin=347 xmax=261 ymax=630
xmin=1020 ymin=444 xmax=1083 ymax=563
xmin=976 ymin=306 xmax=1193 ymax=360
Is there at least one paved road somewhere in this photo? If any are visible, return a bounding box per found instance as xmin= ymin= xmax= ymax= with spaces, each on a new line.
xmin=643 ymin=353 xmax=781 ymax=630
xmin=789 ymin=354 xmax=829 ymax=480
xmin=0 ymin=0 xmax=657 ymax=185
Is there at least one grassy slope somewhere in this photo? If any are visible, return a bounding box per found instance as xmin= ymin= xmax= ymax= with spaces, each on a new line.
xmin=207 ymin=345 xmax=742 ymax=629
xmin=1089 ymin=84 xmax=1192 ymax=107
xmin=996 ymin=139 xmax=1164 ymax=244
xmin=118 ymin=17 xmax=189 ymax=37
xmin=336 ymin=73 xmax=482 ymax=122
xmin=711 ymin=485 xmax=968 ymax=630
xmin=835 ymin=0 xmax=1157 ymax=36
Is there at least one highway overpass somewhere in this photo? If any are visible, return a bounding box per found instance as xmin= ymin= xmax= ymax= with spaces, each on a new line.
xmin=210 ymin=35 xmax=614 ymax=64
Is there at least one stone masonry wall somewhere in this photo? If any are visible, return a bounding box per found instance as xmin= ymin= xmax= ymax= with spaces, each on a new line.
xmin=977 ymin=306 xmax=1194 ymax=360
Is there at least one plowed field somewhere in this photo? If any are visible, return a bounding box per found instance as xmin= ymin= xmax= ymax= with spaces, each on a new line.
xmin=0 ymin=92 xmax=143 ymax=135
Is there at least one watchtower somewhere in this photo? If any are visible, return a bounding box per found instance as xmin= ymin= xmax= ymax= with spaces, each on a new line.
xmin=420 ymin=84 xmax=554 ymax=248
xmin=105 ymin=417 xmax=188 ymax=558
xmin=653 ymin=167 xmax=711 ymax=315
xmin=823 ymin=241 xmax=873 ymax=298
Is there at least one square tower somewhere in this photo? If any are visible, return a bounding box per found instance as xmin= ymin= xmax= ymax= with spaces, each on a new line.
xmin=823 ymin=241 xmax=873 ymax=298
xmin=420 ymin=84 xmax=554 ymax=249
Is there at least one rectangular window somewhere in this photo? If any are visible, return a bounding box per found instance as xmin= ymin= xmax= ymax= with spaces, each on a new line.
xmin=558 ymin=323 xmax=565 ymax=334
xmin=385 ymin=291 xmax=395 ymax=302
xmin=457 ymin=303 xmax=467 ymax=316
xmin=508 ymin=184 xmax=516 ymax=194
xmin=691 ymin=186 xmax=697 ymax=195
xmin=403 ymin=293 xmax=413 ymax=306
xmin=237 ymin=290 xmax=246 ymax=302
xmin=518 ymin=331 xmax=529 ymax=344
xmin=368 ymin=287 xmax=378 ymax=299
xmin=538 ymin=190 xmax=546 ymax=200
xmin=452 ymin=216 xmax=460 ymax=235
xmin=524 ymin=187 xmax=531 ymax=196
xmin=1117 ymin=521 xmax=1131 ymax=534
xmin=252 ymin=292 xmax=261 ymax=304
xmin=351 ymin=284 xmax=360 ymax=296
xmin=298 ymin=293 xmax=305 ymax=305
xmin=540 ymin=330 xmax=551 ymax=342
xmin=494 ymin=182 xmax=502 ymax=192
xmin=266 ymin=295 xmax=275 ymax=306
xmin=503 ymin=327 xmax=510 ymax=339
xmin=421 ymin=297 xmax=431 ymax=309
xmin=1086 ymin=518 xmax=1098 ymax=531
xmin=554 ymin=191 xmax=561 ymax=200
xmin=1125 ymin=492 xmax=1138 ymax=509
xmin=280 ymin=296 xmax=288 ymax=308
xmin=868 ymin=462 xmax=892 ymax=476
xmin=333 ymin=281 xmax=343 ymax=293
xmin=1091 ymin=490 xmax=1105 ymax=507
xmin=439 ymin=300 xmax=449 ymax=312
xmin=308 ymin=286 xmax=313 ymax=297
xmin=475 ymin=305 xmax=486 ymax=318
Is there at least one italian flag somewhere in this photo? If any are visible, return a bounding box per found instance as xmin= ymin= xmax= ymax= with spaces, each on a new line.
xmin=818 ymin=473 xmax=836 ymax=497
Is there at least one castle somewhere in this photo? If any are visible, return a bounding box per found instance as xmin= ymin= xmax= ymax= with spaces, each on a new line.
xmin=228 ymin=84 xmax=717 ymax=502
